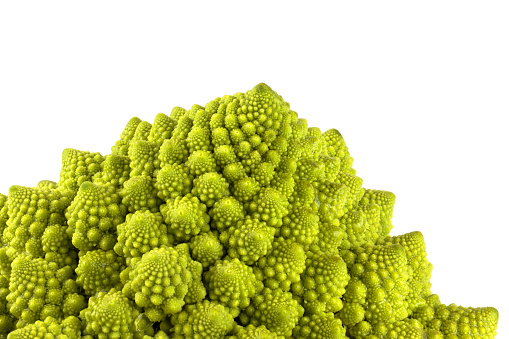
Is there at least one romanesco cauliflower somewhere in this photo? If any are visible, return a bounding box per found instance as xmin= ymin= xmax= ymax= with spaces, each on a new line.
xmin=0 ymin=83 xmax=498 ymax=338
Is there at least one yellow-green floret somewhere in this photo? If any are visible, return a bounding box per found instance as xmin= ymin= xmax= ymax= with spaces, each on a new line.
xmin=75 ymin=249 xmax=124 ymax=296
xmin=294 ymin=158 xmax=325 ymax=182
xmin=170 ymin=300 xmax=235 ymax=339
xmin=58 ymin=148 xmax=104 ymax=194
xmin=211 ymin=126 xmax=231 ymax=148
xmin=174 ymin=243 xmax=207 ymax=305
xmin=228 ymin=324 xmax=280 ymax=339
xmin=172 ymin=113 xmax=194 ymax=140
xmin=189 ymin=231 xmax=224 ymax=268
xmin=249 ymin=188 xmax=289 ymax=228
xmin=252 ymin=162 xmax=276 ymax=186
xmin=359 ymin=189 xmax=396 ymax=238
xmin=142 ymin=330 xmax=170 ymax=339
xmin=128 ymin=140 xmax=160 ymax=178
xmin=214 ymin=145 xmax=237 ymax=168
xmin=7 ymin=254 xmax=81 ymax=326
xmin=81 ymin=288 xmax=148 ymax=338
xmin=223 ymin=162 xmax=247 ymax=183
xmin=322 ymin=129 xmax=355 ymax=175
xmin=377 ymin=231 xmax=432 ymax=313
xmin=0 ymin=275 xmax=14 ymax=335
xmin=191 ymin=172 xmax=230 ymax=207
xmin=204 ymin=257 xmax=263 ymax=316
xmin=220 ymin=216 xmax=276 ymax=265
xmin=111 ymin=116 xmax=142 ymax=156
xmin=92 ymin=154 xmax=131 ymax=189
xmin=240 ymin=288 xmax=304 ymax=337
xmin=148 ymin=113 xmax=177 ymax=147
xmin=62 ymin=293 xmax=87 ymax=318
xmin=186 ymin=126 xmax=213 ymax=153
xmin=0 ymin=248 xmax=9 ymax=283
xmin=170 ymin=106 xmax=186 ymax=122
xmin=0 ymin=194 xmax=8 ymax=245
xmin=312 ymin=180 xmax=348 ymax=223
xmin=186 ymin=150 xmax=218 ymax=176
xmin=130 ymin=120 xmax=152 ymax=145
xmin=155 ymin=163 xmax=194 ymax=201
xmin=7 ymin=316 xmax=81 ymax=339
xmin=320 ymin=156 xmax=342 ymax=182
xmin=209 ymin=197 xmax=246 ymax=233
xmin=338 ymin=243 xmax=409 ymax=337
xmin=362 ymin=319 xmax=425 ymax=338
xmin=338 ymin=208 xmax=379 ymax=250
xmin=35 ymin=180 xmax=58 ymax=191
xmin=412 ymin=294 xmax=498 ymax=339
xmin=269 ymin=172 xmax=295 ymax=199
xmin=115 ymin=211 xmax=173 ymax=265
xmin=41 ymin=224 xmax=78 ymax=269
xmin=233 ymin=177 xmax=261 ymax=204
xmin=160 ymin=194 xmax=210 ymax=241
xmin=292 ymin=313 xmax=347 ymax=339
xmin=292 ymin=249 xmax=350 ymax=314
xmin=158 ymin=137 xmax=189 ymax=167
xmin=66 ymin=181 xmax=126 ymax=251
xmin=314 ymin=221 xmax=345 ymax=254
xmin=4 ymin=185 xmax=71 ymax=259
xmin=335 ymin=173 xmax=363 ymax=214
xmin=254 ymin=237 xmax=306 ymax=291
xmin=120 ymin=175 xmax=162 ymax=213
xmin=289 ymin=180 xmax=315 ymax=206
xmin=122 ymin=246 xmax=192 ymax=322
xmin=278 ymin=205 xmax=320 ymax=247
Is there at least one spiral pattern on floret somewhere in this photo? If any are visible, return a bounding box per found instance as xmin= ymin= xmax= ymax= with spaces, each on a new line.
xmin=122 ymin=246 xmax=192 ymax=321
xmin=204 ymin=258 xmax=263 ymax=315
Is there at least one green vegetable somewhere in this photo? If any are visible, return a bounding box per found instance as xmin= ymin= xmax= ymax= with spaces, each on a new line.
xmin=122 ymin=246 xmax=193 ymax=321
xmin=0 ymin=83 xmax=498 ymax=338
xmin=75 ymin=249 xmax=123 ymax=296
xmin=204 ymin=257 xmax=263 ymax=316
xmin=80 ymin=288 xmax=152 ymax=338
xmin=7 ymin=316 xmax=81 ymax=339
xmin=293 ymin=312 xmax=347 ymax=339
xmin=171 ymin=300 xmax=235 ymax=339
xmin=240 ymin=287 xmax=304 ymax=337
xmin=228 ymin=324 xmax=280 ymax=339
xmin=412 ymin=294 xmax=499 ymax=339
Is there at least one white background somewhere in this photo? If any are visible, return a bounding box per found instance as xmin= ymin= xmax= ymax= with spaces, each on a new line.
xmin=1 ymin=1 xmax=507 ymax=336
